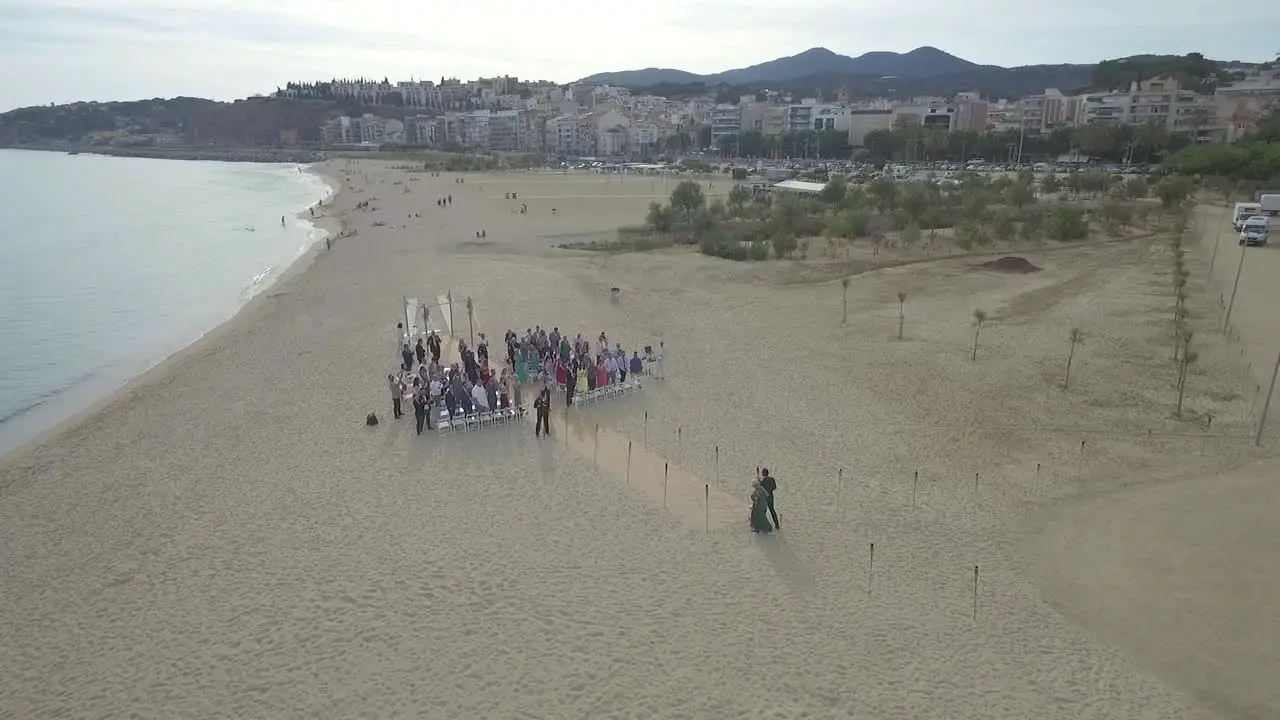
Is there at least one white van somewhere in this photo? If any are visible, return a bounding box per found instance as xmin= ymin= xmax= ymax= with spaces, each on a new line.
xmin=1239 ymin=215 xmax=1270 ymax=247
xmin=1233 ymin=202 xmax=1262 ymax=230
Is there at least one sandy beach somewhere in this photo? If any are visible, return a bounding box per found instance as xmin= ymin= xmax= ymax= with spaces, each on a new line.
xmin=1 ymin=160 xmax=1276 ymax=719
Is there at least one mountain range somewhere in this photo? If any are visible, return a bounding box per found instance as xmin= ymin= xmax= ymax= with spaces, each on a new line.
xmin=581 ymin=46 xmax=1101 ymax=98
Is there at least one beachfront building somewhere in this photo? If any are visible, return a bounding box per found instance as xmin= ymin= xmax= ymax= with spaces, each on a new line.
xmin=545 ymin=113 xmax=596 ymax=157
xmin=628 ymin=124 xmax=663 ymax=158
xmin=709 ymin=105 xmax=741 ymax=145
xmin=404 ymin=115 xmax=437 ymax=146
xmin=1017 ymin=89 xmax=1084 ymax=133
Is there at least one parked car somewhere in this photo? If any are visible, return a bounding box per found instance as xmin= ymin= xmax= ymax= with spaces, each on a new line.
xmin=1239 ymin=215 xmax=1271 ymax=247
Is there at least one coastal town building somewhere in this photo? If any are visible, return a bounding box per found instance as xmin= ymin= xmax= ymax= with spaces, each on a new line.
xmin=295 ymin=65 xmax=1280 ymax=154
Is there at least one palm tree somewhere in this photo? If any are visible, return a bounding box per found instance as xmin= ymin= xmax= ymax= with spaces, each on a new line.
xmin=972 ymin=309 xmax=988 ymax=360
xmin=897 ymin=292 xmax=907 ymax=340
xmin=840 ymin=278 xmax=851 ymax=324
xmin=1064 ymin=327 xmax=1085 ymax=388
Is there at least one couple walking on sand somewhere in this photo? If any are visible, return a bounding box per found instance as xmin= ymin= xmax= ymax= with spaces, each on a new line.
xmin=750 ymin=469 xmax=781 ymax=533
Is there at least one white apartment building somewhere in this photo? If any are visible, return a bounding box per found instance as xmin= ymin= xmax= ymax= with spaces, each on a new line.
xmin=810 ymin=105 xmax=850 ymax=133
xmin=1018 ymin=88 xmax=1083 ymax=132
xmin=461 ymin=112 xmax=490 ymax=149
xmin=709 ymin=105 xmax=741 ymax=143
xmin=546 ymin=114 xmax=594 ymax=156
xmin=628 ymin=124 xmax=663 ymax=156
xmin=404 ymin=115 xmax=437 ymax=146
xmin=1081 ymin=92 xmax=1129 ymax=125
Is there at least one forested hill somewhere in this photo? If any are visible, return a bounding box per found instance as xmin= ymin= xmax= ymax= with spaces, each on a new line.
xmin=0 ymin=96 xmax=342 ymax=147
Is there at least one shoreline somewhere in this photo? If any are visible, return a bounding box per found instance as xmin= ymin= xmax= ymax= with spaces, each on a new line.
xmin=0 ymin=161 xmax=343 ymax=468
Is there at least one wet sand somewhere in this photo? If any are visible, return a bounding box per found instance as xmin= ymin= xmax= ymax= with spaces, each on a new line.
xmin=0 ymin=163 xmax=1275 ymax=719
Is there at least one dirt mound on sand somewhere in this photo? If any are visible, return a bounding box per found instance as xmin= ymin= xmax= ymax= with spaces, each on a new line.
xmin=979 ymin=256 xmax=1041 ymax=274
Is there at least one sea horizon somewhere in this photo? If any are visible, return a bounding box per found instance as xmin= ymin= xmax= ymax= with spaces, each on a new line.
xmin=0 ymin=149 xmax=333 ymax=458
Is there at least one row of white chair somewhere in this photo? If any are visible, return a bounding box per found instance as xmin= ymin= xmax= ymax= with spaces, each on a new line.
xmin=570 ymin=378 xmax=642 ymax=406
xmin=435 ymin=403 xmax=528 ymax=435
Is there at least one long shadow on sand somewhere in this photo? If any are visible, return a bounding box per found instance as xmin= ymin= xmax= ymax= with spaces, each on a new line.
xmin=755 ymin=532 xmax=817 ymax=595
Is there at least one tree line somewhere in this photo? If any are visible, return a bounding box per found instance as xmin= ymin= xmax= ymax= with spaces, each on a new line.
xmin=640 ymin=170 xmax=1192 ymax=262
xmin=1159 ymin=110 xmax=1280 ymax=181
xmin=709 ymin=120 xmax=1216 ymax=165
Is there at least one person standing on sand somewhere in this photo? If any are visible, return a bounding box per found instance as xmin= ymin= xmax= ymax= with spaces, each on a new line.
xmin=427 ymin=332 xmax=442 ymax=364
xmin=760 ymin=468 xmax=780 ymax=529
xmin=534 ymin=386 xmax=551 ymax=437
xmin=388 ymin=374 xmax=404 ymax=419
xmin=413 ymin=385 xmax=429 ymax=434
xmin=415 ymin=338 xmax=426 ymax=366
xmin=401 ymin=343 xmax=414 ymax=372
xmin=749 ymin=480 xmax=774 ymax=533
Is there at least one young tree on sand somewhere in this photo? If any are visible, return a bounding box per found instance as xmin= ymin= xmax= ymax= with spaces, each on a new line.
xmin=1176 ymin=336 xmax=1198 ymax=418
xmin=972 ymin=308 xmax=988 ymax=360
xmin=1064 ymin=327 xmax=1085 ymax=388
xmin=841 ymin=277 xmax=851 ymax=324
xmin=669 ymin=180 xmax=706 ymax=223
xmin=646 ymin=201 xmax=673 ymax=234
xmin=897 ymin=292 xmax=907 ymax=340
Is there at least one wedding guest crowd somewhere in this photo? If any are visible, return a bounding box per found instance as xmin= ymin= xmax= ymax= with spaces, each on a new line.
xmin=388 ymin=324 xmax=662 ymax=436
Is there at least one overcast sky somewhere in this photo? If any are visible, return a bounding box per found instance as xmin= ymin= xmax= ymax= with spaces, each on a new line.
xmin=2 ymin=0 xmax=1277 ymax=112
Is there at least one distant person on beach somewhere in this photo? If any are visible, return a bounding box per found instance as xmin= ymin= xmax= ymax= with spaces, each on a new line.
xmin=749 ymin=480 xmax=774 ymax=533
xmin=388 ymin=374 xmax=404 ymax=419
xmin=760 ymin=468 xmax=780 ymax=529
xmin=415 ymin=338 xmax=426 ymax=365
xmin=427 ymin=332 xmax=442 ymax=364
xmin=534 ymin=386 xmax=551 ymax=437
xmin=401 ymin=344 xmax=414 ymax=372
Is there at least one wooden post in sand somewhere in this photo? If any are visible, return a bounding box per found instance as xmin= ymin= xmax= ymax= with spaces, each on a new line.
xmin=973 ymin=472 xmax=979 ymax=502
xmin=1206 ymin=205 xmax=1227 ymax=281
xmin=973 ymin=565 xmax=980 ymax=620
xmin=626 ymin=441 xmax=632 ymax=485
xmin=715 ymin=446 xmax=720 ymax=488
xmin=705 ymin=484 xmax=709 ymax=531
xmin=663 ymin=462 xmax=669 ymax=509
xmin=1225 ymin=244 xmax=1248 ymax=331
xmin=912 ymin=470 xmax=919 ymax=510
xmin=677 ymin=426 xmax=682 ymax=464
xmin=594 ymin=424 xmax=599 ymax=466
xmin=836 ymin=468 xmax=843 ymax=515
xmin=643 ymin=411 xmax=648 ymax=444
xmin=1078 ymin=440 xmax=1086 ymax=480
xmin=867 ymin=543 xmax=875 ymax=594
xmin=1255 ymin=351 xmax=1280 ymax=447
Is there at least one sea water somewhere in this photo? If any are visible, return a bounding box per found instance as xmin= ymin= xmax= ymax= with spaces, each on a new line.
xmin=0 ymin=149 xmax=332 ymax=457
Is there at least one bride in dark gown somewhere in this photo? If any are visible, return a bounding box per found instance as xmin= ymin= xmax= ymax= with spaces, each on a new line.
xmin=749 ymin=480 xmax=774 ymax=533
